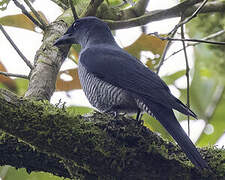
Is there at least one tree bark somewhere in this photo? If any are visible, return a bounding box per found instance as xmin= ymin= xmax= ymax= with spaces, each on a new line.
xmin=0 ymin=89 xmax=224 ymax=179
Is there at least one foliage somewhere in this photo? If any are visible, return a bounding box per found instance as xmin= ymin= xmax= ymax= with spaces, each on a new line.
xmin=0 ymin=0 xmax=10 ymax=11
xmin=0 ymin=0 xmax=225 ymax=179
xmin=0 ymin=166 xmax=65 ymax=180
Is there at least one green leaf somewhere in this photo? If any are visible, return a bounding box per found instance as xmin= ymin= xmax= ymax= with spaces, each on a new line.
xmin=142 ymin=114 xmax=174 ymax=142
xmin=0 ymin=11 xmax=48 ymax=31
xmin=197 ymin=90 xmax=225 ymax=147
xmin=0 ymin=0 xmax=10 ymax=11
xmin=162 ymin=70 xmax=186 ymax=85
xmin=66 ymin=106 xmax=93 ymax=115
xmin=14 ymin=78 xmax=29 ymax=96
xmin=0 ymin=166 xmax=67 ymax=180
xmin=178 ymin=45 xmax=225 ymax=146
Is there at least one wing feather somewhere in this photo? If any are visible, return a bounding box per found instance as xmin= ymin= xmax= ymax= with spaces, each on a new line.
xmin=79 ymin=45 xmax=194 ymax=116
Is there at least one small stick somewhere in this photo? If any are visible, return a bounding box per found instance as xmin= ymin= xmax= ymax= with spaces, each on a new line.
xmin=0 ymin=24 xmax=34 ymax=70
xmin=151 ymin=32 xmax=225 ymax=46
xmin=12 ymin=0 xmax=45 ymax=30
xmin=156 ymin=29 xmax=177 ymax=74
xmin=180 ymin=23 xmax=190 ymax=137
xmin=165 ymin=30 xmax=225 ymax=61
xmin=0 ymin=71 xmax=29 ymax=79
xmin=69 ymin=0 xmax=79 ymax=21
xmin=169 ymin=0 xmax=208 ymax=35
xmin=24 ymin=0 xmax=48 ymax=27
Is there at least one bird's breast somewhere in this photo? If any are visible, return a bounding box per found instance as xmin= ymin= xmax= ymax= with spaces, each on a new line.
xmin=78 ymin=61 xmax=139 ymax=114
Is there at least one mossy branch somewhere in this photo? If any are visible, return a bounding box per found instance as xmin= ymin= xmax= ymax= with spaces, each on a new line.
xmin=0 ymin=132 xmax=70 ymax=178
xmin=0 ymin=89 xmax=224 ymax=179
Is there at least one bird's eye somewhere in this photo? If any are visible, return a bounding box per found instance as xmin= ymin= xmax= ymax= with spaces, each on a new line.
xmin=73 ymin=21 xmax=80 ymax=29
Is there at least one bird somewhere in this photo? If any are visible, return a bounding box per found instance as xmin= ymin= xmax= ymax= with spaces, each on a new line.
xmin=54 ymin=16 xmax=208 ymax=169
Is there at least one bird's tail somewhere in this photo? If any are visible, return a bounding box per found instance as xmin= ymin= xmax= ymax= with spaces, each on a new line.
xmin=144 ymin=102 xmax=208 ymax=169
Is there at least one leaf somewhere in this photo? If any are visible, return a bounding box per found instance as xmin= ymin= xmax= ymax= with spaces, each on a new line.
xmin=142 ymin=114 xmax=174 ymax=142
xmin=66 ymin=106 xmax=92 ymax=116
xmin=56 ymin=68 xmax=81 ymax=91
xmin=0 ymin=11 xmax=48 ymax=31
xmin=68 ymin=45 xmax=80 ymax=63
xmin=1 ymin=166 xmax=66 ymax=180
xmin=0 ymin=61 xmax=17 ymax=92
xmin=196 ymin=90 xmax=225 ymax=147
xmin=0 ymin=0 xmax=10 ymax=11
xmin=179 ymin=47 xmax=225 ymax=146
xmin=124 ymin=34 xmax=167 ymax=69
xmin=14 ymin=78 xmax=29 ymax=96
xmin=162 ymin=70 xmax=186 ymax=85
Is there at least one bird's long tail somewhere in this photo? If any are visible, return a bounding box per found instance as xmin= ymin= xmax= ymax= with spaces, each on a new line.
xmin=145 ymin=102 xmax=208 ymax=169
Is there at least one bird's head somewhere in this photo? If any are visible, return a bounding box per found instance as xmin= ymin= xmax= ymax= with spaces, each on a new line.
xmin=54 ymin=16 xmax=113 ymax=48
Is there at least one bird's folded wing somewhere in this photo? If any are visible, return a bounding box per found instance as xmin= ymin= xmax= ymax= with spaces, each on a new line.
xmin=80 ymin=46 xmax=178 ymax=109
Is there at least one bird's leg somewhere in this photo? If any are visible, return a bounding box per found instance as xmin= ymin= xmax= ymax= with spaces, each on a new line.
xmin=136 ymin=109 xmax=144 ymax=125
xmin=136 ymin=109 xmax=143 ymax=121
xmin=103 ymin=108 xmax=120 ymax=120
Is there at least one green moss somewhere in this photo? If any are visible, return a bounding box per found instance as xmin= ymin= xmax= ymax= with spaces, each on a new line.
xmin=0 ymin=90 xmax=225 ymax=178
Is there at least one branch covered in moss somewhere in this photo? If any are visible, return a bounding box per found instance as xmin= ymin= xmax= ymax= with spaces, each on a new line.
xmin=0 ymin=89 xmax=224 ymax=179
xmin=0 ymin=132 xmax=70 ymax=178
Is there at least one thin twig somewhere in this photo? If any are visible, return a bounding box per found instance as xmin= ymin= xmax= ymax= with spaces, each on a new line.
xmin=181 ymin=23 xmax=190 ymax=137
xmin=150 ymin=33 xmax=225 ymax=46
xmin=106 ymin=1 xmax=225 ymax=30
xmin=0 ymin=71 xmax=29 ymax=79
xmin=12 ymin=0 xmax=45 ymax=30
xmin=169 ymin=0 xmax=208 ymax=35
xmin=165 ymin=30 xmax=225 ymax=61
xmin=24 ymin=0 xmax=47 ymax=27
xmin=0 ymin=24 xmax=34 ymax=70
xmin=156 ymin=29 xmax=178 ymax=74
xmin=69 ymin=0 xmax=79 ymax=21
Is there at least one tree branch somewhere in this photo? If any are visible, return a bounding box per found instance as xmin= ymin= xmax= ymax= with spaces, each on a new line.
xmin=0 ymin=24 xmax=34 ymax=70
xmin=24 ymin=0 xmax=48 ymax=28
xmin=133 ymin=0 xmax=149 ymax=16
xmin=151 ymin=33 xmax=225 ymax=46
xmin=68 ymin=0 xmax=79 ymax=20
xmin=0 ymin=132 xmax=70 ymax=178
xmin=156 ymin=29 xmax=177 ymax=74
xmin=165 ymin=30 xmax=225 ymax=61
xmin=105 ymin=1 xmax=225 ymax=30
xmin=12 ymin=0 xmax=45 ymax=30
xmin=0 ymin=71 xmax=29 ymax=79
xmin=169 ymin=0 xmax=208 ymax=34
xmin=24 ymin=21 xmax=70 ymax=100
xmin=81 ymin=0 xmax=104 ymax=17
xmin=181 ymin=23 xmax=191 ymax=137
xmin=0 ymin=89 xmax=224 ymax=179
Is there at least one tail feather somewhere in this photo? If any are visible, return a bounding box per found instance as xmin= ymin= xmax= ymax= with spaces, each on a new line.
xmin=174 ymin=98 xmax=197 ymax=119
xmin=146 ymin=102 xmax=208 ymax=169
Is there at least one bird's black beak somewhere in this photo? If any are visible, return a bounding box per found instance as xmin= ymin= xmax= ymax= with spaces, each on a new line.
xmin=53 ymin=33 xmax=74 ymax=46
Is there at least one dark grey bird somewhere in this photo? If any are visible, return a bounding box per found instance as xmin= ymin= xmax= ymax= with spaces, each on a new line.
xmin=54 ymin=16 xmax=208 ymax=169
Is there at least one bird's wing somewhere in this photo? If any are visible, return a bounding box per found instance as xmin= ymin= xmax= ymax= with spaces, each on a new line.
xmin=80 ymin=46 xmax=193 ymax=115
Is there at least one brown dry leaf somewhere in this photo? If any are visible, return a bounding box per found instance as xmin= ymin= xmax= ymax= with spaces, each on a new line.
xmin=124 ymin=34 xmax=167 ymax=69
xmin=56 ymin=68 xmax=81 ymax=91
xmin=0 ymin=11 xmax=48 ymax=31
xmin=0 ymin=61 xmax=17 ymax=91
